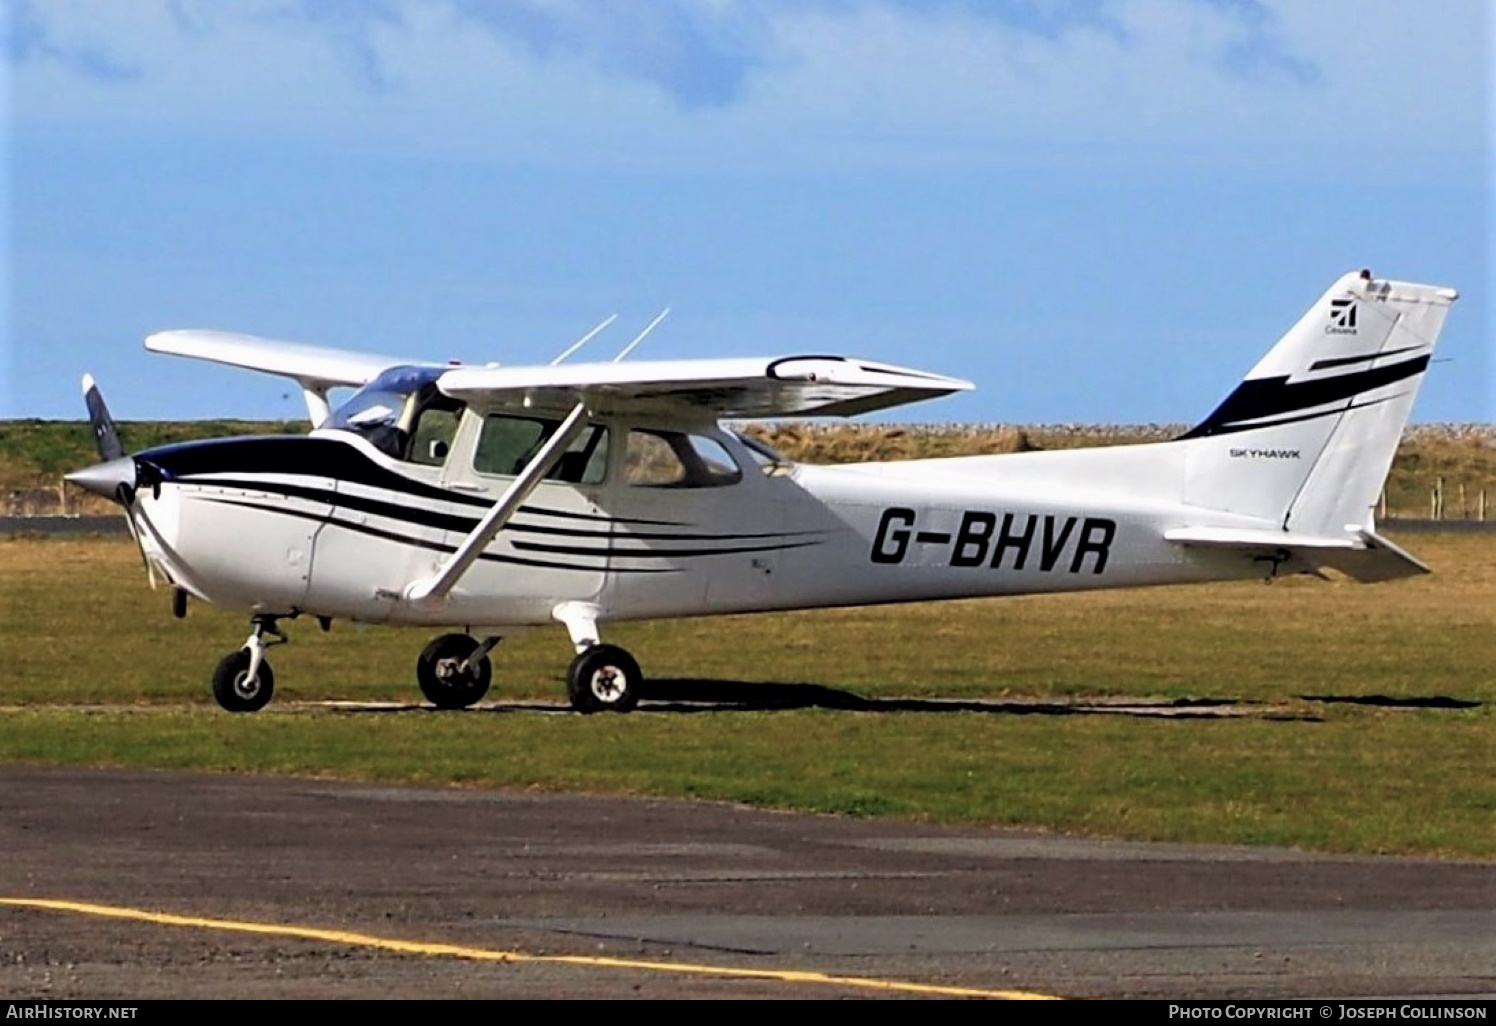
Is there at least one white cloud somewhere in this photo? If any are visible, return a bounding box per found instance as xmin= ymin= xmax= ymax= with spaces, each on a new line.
xmin=6 ymin=1 xmax=1486 ymax=179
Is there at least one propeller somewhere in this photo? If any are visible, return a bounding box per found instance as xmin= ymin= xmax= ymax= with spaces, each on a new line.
xmin=82 ymin=373 xmax=123 ymax=462
xmin=67 ymin=374 xmax=158 ymax=589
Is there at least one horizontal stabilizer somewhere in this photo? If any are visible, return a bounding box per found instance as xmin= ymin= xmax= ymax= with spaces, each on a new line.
xmin=436 ymin=355 xmax=972 ymax=418
xmin=1164 ymin=526 xmax=1428 ymax=582
xmin=1319 ymin=530 xmax=1431 ymax=582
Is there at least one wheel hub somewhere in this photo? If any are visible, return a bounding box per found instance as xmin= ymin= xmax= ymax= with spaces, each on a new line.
xmin=233 ymin=672 xmax=260 ymax=700
xmin=565 ymin=643 xmax=640 ymax=714
xmin=590 ymin=667 xmax=623 ymax=701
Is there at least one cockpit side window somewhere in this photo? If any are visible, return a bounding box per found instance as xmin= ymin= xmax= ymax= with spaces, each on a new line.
xmin=407 ymin=397 xmax=462 ymax=466
xmin=473 ymin=413 xmax=609 ymax=485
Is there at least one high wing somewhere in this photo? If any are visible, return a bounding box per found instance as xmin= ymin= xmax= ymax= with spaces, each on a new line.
xmin=436 ymin=355 xmax=973 ymax=419
xmin=145 ymin=329 xmax=429 ymax=426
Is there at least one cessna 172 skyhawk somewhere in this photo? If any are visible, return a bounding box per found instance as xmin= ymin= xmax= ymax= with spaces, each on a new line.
xmin=67 ymin=270 xmax=1456 ymax=714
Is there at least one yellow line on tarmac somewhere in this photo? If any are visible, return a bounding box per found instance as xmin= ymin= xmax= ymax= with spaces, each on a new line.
xmin=2 ymin=897 xmax=1061 ymax=1000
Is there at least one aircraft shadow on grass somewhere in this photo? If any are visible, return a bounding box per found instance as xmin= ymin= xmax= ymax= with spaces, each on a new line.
xmin=629 ymin=680 xmax=1317 ymax=719
xmin=631 ymin=682 xmax=1250 ymax=714
xmin=1298 ymin=694 xmax=1482 ymax=710
xmin=670 ymin=686 xmax=1482 ymax=716
xmin=325 ymin=681 xmax=1359 ymax=720
xmin=327 ymin=685 xmax=1479 ymax=719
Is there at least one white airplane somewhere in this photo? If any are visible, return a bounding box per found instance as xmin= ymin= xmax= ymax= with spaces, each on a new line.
xmin=68 ymin=270 xmax=1456 ymax=714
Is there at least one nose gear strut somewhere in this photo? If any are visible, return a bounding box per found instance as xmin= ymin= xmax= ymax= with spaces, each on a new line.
xmin=211 ymin=615 xmax=289 ymax=713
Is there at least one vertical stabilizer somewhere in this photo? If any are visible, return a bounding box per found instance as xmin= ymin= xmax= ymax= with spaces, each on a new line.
xmin=1180 ymin=271 xmax=1456 ymax=533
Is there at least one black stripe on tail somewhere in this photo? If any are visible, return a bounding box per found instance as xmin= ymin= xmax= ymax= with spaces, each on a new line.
xmin=1177 ymin=354 xmax=1429 ymax=440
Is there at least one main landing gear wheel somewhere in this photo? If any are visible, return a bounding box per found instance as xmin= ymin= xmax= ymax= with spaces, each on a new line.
xmin=567 ymin=644 xmax=641 ymax=715
xmin=416 ymin=633 xmax=493 ymax=710
xmin=212 ymin=649 xmax=275 ymax=713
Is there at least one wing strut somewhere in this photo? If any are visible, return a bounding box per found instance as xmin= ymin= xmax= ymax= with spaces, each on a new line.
xmin=299 ymin=381 xmax=333 ymax=427
xmin=404 ymin=401 xmax=592 ymax=604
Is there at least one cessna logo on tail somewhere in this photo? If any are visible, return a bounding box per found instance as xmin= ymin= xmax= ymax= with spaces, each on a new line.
xmin=1327 ymin=298 xmax=1358 ymax=334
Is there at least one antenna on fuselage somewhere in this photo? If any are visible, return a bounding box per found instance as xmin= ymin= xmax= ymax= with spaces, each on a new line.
xmin=612 ymin=308 xmax=670 ymax=363
xmin=550 ymin=313 xmax=618 ymax=366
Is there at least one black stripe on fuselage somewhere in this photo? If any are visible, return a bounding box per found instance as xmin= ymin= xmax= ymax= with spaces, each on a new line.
xmin=1178 ymin=354 xmax=1429 ymax=440
xmin=200 ymin=492 xmax=821 ymax=565
xmin=202 ymin=497 xmax=676 ymax=575
xmin=510 ymin=538 xmax=825 ymax=559
xmin=137 ymin=435 xmax=685 ymax=526
xmin=180 ymin=475 xmax=823 ymax=545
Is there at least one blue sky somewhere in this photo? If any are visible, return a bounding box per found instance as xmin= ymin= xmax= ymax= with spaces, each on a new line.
xmin=4 ymin=0 xmax=1490 ymax=424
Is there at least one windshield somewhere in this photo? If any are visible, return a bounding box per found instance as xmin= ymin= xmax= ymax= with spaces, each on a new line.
xmin=328 ymin=366 xmax=445 ymax=430
xmin=326 ymin=365 xmax=456 ymax=460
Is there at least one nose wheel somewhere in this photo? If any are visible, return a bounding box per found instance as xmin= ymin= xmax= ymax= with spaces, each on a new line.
xmin=212 ymin=649 xmax=275 ymax=712
xmin=567 ymin=644 xmax=641 ymax=714
xmin=211 ymin=616 xmax=285 ymax=713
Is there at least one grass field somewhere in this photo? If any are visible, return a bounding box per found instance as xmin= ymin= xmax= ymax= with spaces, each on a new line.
xmin=1 ymin=534 xmax=1492 ymax=858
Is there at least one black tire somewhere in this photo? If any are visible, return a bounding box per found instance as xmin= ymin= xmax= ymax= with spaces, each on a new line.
xmin=416 ymin=633 xmax=493 ymax=710
xmin=566 ymin=644 xmax=641 ymax=714
xmin=211 ymin=648 xmax=275 ymax=713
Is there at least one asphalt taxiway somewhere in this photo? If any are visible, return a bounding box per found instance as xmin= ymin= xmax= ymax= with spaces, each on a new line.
xmin=0 ymin=766 xmax=1490 ymax=999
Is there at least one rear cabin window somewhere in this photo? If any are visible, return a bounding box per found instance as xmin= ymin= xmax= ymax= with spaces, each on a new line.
xmin=624 ymin=431 xmax=742 ymax=488
xmin=473 ymin=414 xmax=609 ymax=485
